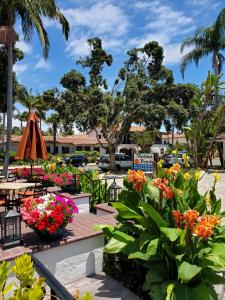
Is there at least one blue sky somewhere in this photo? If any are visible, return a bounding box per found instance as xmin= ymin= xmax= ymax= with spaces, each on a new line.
xmin=14 ymin=0 xmax=224 ymax=130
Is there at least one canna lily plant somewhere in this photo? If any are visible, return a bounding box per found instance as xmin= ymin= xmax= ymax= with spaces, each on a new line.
xmin=96 ymin=164 xmax=225 ymax=299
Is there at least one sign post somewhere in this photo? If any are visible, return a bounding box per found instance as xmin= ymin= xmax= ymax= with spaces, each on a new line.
xmin=133 ymin=153 xmax=154 ymax=172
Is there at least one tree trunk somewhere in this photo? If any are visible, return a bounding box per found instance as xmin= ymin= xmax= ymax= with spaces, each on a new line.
xmin=2 ymin=113 xmax=6 ymax=151
xmin=217 ymin=142 xmax=223 ymax=168
xmin=171 ymin=123 xmax=175 ymax=147
xmin=108 ymin=144 xmax=117 ymax=172
xmin=3 ymin=36 xmax=13 ymax=176
xmin=213 ymin=52 xmax=220 ymax=106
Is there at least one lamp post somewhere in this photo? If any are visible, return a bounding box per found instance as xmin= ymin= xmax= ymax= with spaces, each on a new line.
xmin=0 ymin=210 xmax=21 ymax=249
xmin=109 ymin=180 xmax=122 ymax=203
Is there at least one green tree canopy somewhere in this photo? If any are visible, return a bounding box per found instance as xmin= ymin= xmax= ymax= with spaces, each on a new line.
xmin=58 ymin=38 xmax=195 ymax=170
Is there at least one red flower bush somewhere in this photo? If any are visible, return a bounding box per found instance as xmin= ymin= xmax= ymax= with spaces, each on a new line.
xmin=21 ymin=193 xmax=78 ymax=235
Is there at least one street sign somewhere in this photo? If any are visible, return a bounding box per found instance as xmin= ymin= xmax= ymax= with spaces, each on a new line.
xmin=133 ymin=153 xmax=154 ymax=171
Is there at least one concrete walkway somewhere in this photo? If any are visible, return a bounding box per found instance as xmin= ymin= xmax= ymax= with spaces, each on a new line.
xmin=198 ymin=171 xmax=225 ymax=210
xmin=65 ymin=272 xmax=140 ymax=300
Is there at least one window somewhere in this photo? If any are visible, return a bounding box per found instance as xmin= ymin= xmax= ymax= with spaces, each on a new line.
xmin=62 ymin=146 xmax=69 ymax=154
xmin=105 ymin=147 xmax=109 ymax=154
xmin=55 ymin=146 xmax=58 ymax=154
xmin=94 ymin=147 xmax=100 ymax=152
xmin=160 ymin=148 xmax=165 ymax=155
xmin=98 ymin=134 xmax=102 ymax=139
xmin=76 ymin=146 xmax=83 ymax=151
xmin=85 ymin=146 xmax=91 ymax=151
xmin=46 ymin=146 xmax=51 ymax=153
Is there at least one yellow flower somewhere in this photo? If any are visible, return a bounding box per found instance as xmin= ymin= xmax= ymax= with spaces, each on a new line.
xmin=157 ymin=159 xmax=164 ymax=168
xmin=194 ymin=170 xmax=202 ymax=180
xmin=183 ymin=172 xmax=191 ymax=180
xmin=213 ymin=172 xmax=221 ymax=183
xmin=172 ymin=149 xmax=178 ymax=155
xmin=48 ymin=163 xmax=56 ymax=171
xmin=182 ymin=154 xmax=190 ymax=167
xmin=176 ymin=189 xmax=183 ymax=196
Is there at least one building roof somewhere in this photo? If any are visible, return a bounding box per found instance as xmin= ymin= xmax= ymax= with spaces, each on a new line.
xmin=11 ymin=134 xmax=107 ymax=146
xmin=161 ymin=133 xmax=186 ymax=139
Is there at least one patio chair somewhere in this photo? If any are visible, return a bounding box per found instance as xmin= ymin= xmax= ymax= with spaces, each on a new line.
xmin=0 ymin=194 xmax=8 ymax=211
xmin=7 ymin=173 xmax=17 ymax=182
xmin=16 ymin=187 xmax=34 ymax=211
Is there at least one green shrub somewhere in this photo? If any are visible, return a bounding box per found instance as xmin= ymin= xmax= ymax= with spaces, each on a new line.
xmin=0 ymin=253 xmax=45 ymax=299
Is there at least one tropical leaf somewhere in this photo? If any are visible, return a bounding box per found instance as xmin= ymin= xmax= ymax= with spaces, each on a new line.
xmin=104 ymin=238 xmax=127 ymax=253
xmin=178 ymin=261 xmax=202 ymax=283
xmin=141 ymin=202 xmax=167 ymax=228
xmin=160 ymin=228 xmax=181 ymax=242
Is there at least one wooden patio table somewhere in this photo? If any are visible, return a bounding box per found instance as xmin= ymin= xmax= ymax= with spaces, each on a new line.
xmin=0 ymin=182 xmax=36 ymax=208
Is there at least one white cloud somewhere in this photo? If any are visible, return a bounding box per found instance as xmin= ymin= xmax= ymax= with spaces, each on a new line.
xmin=64 ymin=1 xmax=129 ymax=58
xmin=63 ymin=2 xmax=129 ymax=37
xmin=15 ymin=41 xmax=32 ymax=54
xmin=34 ymin=58 xmax=52 ymax=70
xmin=129 ymin=1 xmax=195 ymax=65
xmin=13 ymin=63 xmax=29 ymax=76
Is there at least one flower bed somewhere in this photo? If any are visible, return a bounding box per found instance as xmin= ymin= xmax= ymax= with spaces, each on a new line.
xmin=98 ymin=164 xmax=225 ymax=299
xmin=21 ymin=193 xmax=78 ymax=237
xmin=13 ymin=167 xmax=44 ymax=179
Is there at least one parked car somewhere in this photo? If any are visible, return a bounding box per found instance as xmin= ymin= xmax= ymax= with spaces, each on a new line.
xmin=163 ymin=152 xmax=194 ymax=167
xmin=61 ymin=155 xmax=88 ymax=167
xmin=98 ymin=153 xmax=133 ymax=171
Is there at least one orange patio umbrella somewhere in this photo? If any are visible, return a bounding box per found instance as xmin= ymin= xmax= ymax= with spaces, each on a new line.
xmin=15 ymin=112 xmax=48 ymax=173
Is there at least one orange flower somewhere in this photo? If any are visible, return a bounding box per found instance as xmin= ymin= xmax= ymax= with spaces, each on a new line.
xmin=165 ymin=163 xmax=181 ymax=175
xmin=127 ymin=170 xmax=146 ymax=191
xmin=198 ymin=215 xmax=220 ymax=227
xmin=183 ymin=210 xmax=199 ymax=229
xmin=152 ymin=178 xmax=173 ymax=200
xmin=162 ymin=187 xmax=173 ymax=199
xmin=172 ymin=210 xmax=183 ymax=228
xmin=193 ymin=223 xmax=213 ymax=239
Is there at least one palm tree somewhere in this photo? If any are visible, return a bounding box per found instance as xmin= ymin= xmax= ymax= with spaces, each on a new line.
xmin=14 ymin=110 xmax=29 ymax=129
xmin=46 ymin=113 xmax=61 ymax=154
xmin=0 ymin=1 xmax=69 ymax=175
xmin=180 ymin=8 xmax=225 ymax=77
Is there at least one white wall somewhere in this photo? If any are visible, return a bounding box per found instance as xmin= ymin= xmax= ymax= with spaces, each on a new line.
xmin=34 ymin=235 xmax=104 ymax=285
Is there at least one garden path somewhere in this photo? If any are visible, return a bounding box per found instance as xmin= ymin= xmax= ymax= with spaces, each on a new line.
xmin=65 ymin=272 xmax=140 ymax=300
xmin=198 ymin=171 xmax=225 ymax=210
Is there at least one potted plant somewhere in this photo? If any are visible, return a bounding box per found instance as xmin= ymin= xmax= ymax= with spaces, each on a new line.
xmin=97 ymin=164 xmax=225 ymax=299
xmin=21 ymin=193 xmax=78 ymax=239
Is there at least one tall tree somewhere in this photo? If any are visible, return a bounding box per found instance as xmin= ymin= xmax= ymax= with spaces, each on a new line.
xmin=0 ymin=43 xmax=23 ymax=151
xmin=46 ymin=113 xmax=61 ymax=154
xmin=180 ymin=8 xmax=225 ymax=77
xmin=0 ymin=0 xmax=69 ymax=175
xmin=184 ymin=72 xmax=225 ymax=168
xmin=60 ymin=39 xmax=177 ymax=170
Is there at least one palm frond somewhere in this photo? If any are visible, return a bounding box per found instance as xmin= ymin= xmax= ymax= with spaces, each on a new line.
xmin=180 ymin=47 xmax=211 ymax=78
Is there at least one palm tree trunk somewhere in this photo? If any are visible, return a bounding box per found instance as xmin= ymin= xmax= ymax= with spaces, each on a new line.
xmin=2 ymin=113 xmax=6 ymax=151
xmin=3 ymin=35 xmax=13 ymax=176
xmin=213 ymin=52 xmax=220 ymax=106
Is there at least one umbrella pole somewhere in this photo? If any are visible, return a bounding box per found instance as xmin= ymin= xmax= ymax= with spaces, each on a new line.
xmin=30 ymin=160 xmax=34 ymax=176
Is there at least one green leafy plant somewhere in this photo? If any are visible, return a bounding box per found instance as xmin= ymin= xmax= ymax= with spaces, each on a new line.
xmin=0 ymin=254 xmax=45 ymax=300
xmin=97 ymin=164 xmax=225 ymax=299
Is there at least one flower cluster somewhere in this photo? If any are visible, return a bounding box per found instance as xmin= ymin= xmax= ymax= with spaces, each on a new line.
xmin=21 ymin=193 xmax=78 ymax=235
xmin=13 ymin=167 xmax=44 ymax=179
xmin=165 ymin=163 xmax=181 ymax=175
xmin=152 ymin=178 xmax=173 ymax=199
xmin=172 ymin=209 xmax=220 ymax=239
xmin=128 ymin=170 xmax=147 ymax=191
xmin=43 ymin=173 xmax=79 ymax=187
